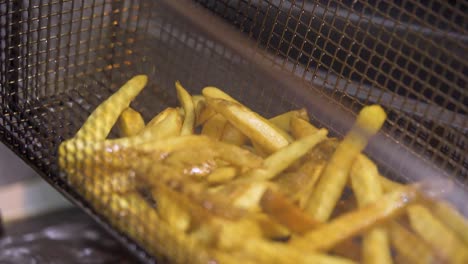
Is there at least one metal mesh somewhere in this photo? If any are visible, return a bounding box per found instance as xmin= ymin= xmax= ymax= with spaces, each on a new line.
xmin=193 ymin=0 xmax=467 ymax=180
xmin=0 ymin=0 xmax=467 ymax=262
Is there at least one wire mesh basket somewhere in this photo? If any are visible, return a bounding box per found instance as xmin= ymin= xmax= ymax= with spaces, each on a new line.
xmin=1 ymin=0 xmax=467 ymax=263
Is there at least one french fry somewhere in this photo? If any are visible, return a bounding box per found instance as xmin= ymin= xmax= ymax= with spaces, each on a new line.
xmin=251 ymin=140 xmax=269 ymax=158
xmin=292 ymin=185 xmax=418 ymax=251
xmin=117 ymin=107 xmax=145 ymax=137
xmin=203 ymin=86 xmax=294 ymax=143
xmin=220 ymin=123 xmax=248 ymax=146
xmin=59 ymin=137 xmax=141 ymax=178
xmin=205 ymin=98 xmax=291 ymax=153
xmin=269 ymin=109 xmax=309 ymax=132
xmin=196 ymin=104 xmax=216 ymax=126
xmin=136 ymin=135 xmax=213 ymax=153
xmin=90 ymin=170 xmax=136 ymax=195
xmin=290 ymin=115 xmax=319 ymax=139
xmin=112 ymin=192 xmax=216 ymax=264
xmin=142 ymin=164 xmax=247 ymax=221
xmin=236 ymin=238 xmax=358 ymax=264
xmin=202 ymin=86 xmax=240 ymax=103
xmin=274 ymin=161 xmax=325 ymax=209
xmin=260 ymin=189 xmax=320 ymax=234
xmin=75 ymin=75 xmax=148 ymax=141
xmin=192 ymin=94 xmax=206 ymax=125
xmin=201 ymin=113 xmax=227 ymax=140
xmin=350 ymin=155 xmax=392 ymax=264
xmin=274 ymin=138 xmax=337 ymax=208
xmin=379 ymin=175 xmax=403 ymax=192
xmin=243 ymin=129 xmax=328 ymax=180
xmin=407 ymin=204 xmax=468 ymax=263
xmin=152 ymin=183 xmax=192 ymax=232
xmin=207 ymin=166 xmax=238 ymax=184
xmin=231 ymin=181 xmax=273 ymax=211
xmin=350 ymin=155 xmax=384 ymax=206
xmin=137 ymin=107 xmax=182 ymax=141
xmin=431 ymin=201 xmax=468 ymax=245
xmin=135 ymin=135 xmax=263 ymax=170
xmin=60 ymin=108 xmax=183 ymax=176
xmin=146 ymin=106 xmax=173 ymax=126
xmin=175 ymin=81 xmax=195 ymax=135
xmin=330 ymin=238 xmax=361 ymax=262
xmin=163 ymin=148 xmax=218 ymax=179
xmin=60 ymin=76 xmax=468 ymax=264
xmin=248 ymin=213 xmax=291 ymax=239
xmin=305 ymin=105 xmax=387 ymax=222
xmin=211 ymin=140 xmax=263 ymax=169
xmin=389 ymin=221 xmax=439 ymax=264
xmin=215 ymin=218 xmax=264 ymax=251
xmin=361 ymin=229 xmax=392 ymax=264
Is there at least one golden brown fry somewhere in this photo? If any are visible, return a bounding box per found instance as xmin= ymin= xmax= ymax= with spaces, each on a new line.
xmin=251 ymin=140 xmax=269 ymax=158
xmin=175 ymin=81 xmax=195 ymax=135
xmin=138 ymin=107 xmax=182 ymax=140
xmin=61 ymin=77 xmax=468 ymax=264
xmin=211 ymin=140 xmax=263 ymax=169
xmin=203 ymin=87 xmax=294 ymax=143
xmin=59 ymin=138 xmax=139 ymax=177
xmin=136 ymin=134 xmax=212 ymax=152
xmin=192 ymin=94 xmax=206 ymax=125
xmin=362 ymin=229 xmax=392 ymax=264
xmin=59 ymin=108 xmax=182 ymax=177
xmin=389 ymin=221 xmax=439 ymax=264
xmin=215 ymin=218 xmax=264 ymax=251
xmin=163 ymin=148 xmax=218 ymax=179
xmin=379 ymin=175 xmax=403 ymax=193
xmin=231 ymin=181 xmax=273 ymax=211
xmin=90 ymin=170 xmax=136 ymax=195
xmin=330 ymin=238 xmax=361 ymax=262
xmin=75 ymin=75 xmax=148 ymax=141
xmin=135 ymin=135 xmax=263 ymax=169
xmin=350 ymin=155 xmax=392 ymax=264
xmin=243 ymin=129 xmax=328 ymax=181
xmin=110 ymin=192 xmax=215 ymax=264
xmin=260 ymin=189 xmax=320 ymax=234
xmin=201 ymin=114 xmax=227 ymax=140
xmin=248 ymin=213 xmax=291 ymax=239
xmin=152 ymin=184 xmax=192 ymax=232
xmin=205 ymin=97 xmax=290 ymax=153
xmin=236 ymin=238 xmax=358 ymax=264
xmin=201 ymin=87 xmax=239 ymax=133
xmin=269 ymin=109 xmax=309 ymax=132
xmin=117 ymin=107 xmax=145 ymax=137
xmin=220 ymin=123 xmax=248 ymax=146
xmin=431 ymin=201 xmax=468 ymax=245
xmin=305 ymin=105 xmax=387 ymax=222
xmin=290 ymin=115 xmax=319 ymax=139
xmin=407 ymin=204 xmax=468 ymax=263
xmin=292 ymin=185 xmax=418 ymax=251
xmin=207 ymin=166 xmax=238 ymax=184
xmin=196 ymin=104 xmax=216 ymax=126
xmin=275 ymin=162 xmax=325 ymax=209
xmin=202 ymin=86 xmax=240 ymax=103
xmin=140 ymin=163 xmax=246 ymax=221
xmin=275 ymin=139 xmax=337 ymax=208
xmin=351 ymin=155 xmax=384 ymax=206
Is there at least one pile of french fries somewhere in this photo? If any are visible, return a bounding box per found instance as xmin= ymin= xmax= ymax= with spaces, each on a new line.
xmin=59 ymin=75 xmax=468 ymax=264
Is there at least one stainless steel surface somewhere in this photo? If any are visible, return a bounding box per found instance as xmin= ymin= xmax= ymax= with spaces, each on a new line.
xmin=0 ymin=143 xmax=36 ymax=186
xmin=1 ymin=208 xmax=136 ymax=264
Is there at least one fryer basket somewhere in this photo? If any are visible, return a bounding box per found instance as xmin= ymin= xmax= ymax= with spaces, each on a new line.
xmin=0 ymin=0 xmax=466 ymax=263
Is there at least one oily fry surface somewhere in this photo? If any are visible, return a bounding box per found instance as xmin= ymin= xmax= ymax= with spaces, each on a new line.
xmin=59 ymin=76 xmax=467 ymax=264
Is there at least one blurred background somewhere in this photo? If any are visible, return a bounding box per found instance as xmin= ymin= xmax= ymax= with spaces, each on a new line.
xmin=0 ymin=143 xmax=136 ymax=263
